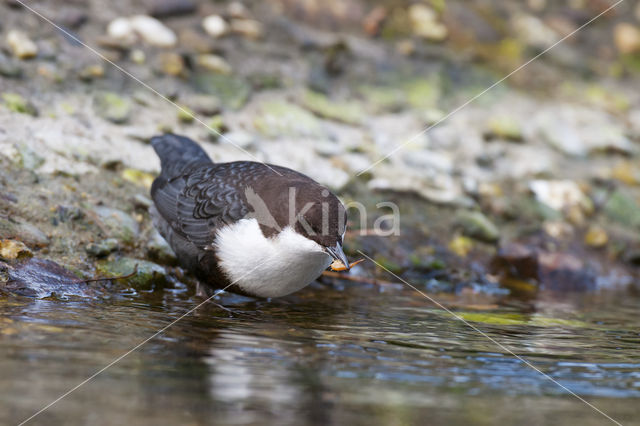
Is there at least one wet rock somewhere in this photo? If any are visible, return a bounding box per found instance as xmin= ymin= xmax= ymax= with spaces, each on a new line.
xmin=603 ymin=190 xmax=640 ymax=229
xmin=529 ymin=180 xmax=591 ymax=212
xmin=614 ymin=23 xmax=640 ymax=54
xmin=0 ymin=52 xmax=22 ymax=78
xmin=148 ymin=0 xmax=196 ymax=18
xmin=484 ymin=115 xmax=523 ymax=142
xmin=538 ymin=252 xmax=596 ymax=292
xmin=92 ymin=206 xmax=140 ymax=243
xmin=253 ymin=100 xmax=322 ymax=138
xmin=130 ymin=15 xmax=177 ymax=47
xmin=300 ymin=90 xmax=364 ymax=125
xmin=0 ymin=217 xmax=49 ymax=247
xmin=491 ymin=243 xmax=539 ymax=281
xmin=192 ymin=73 xmax=251 ymax=110
xmin=157 ymin=52 xmax=185 ymax=76
xmin=85 ymin=238 xmax=119 ymax=257
xmin=408 ymin=4 xmax=447 ymax=41
xmin=6 ymin=30 xmax=38 ymax=59
xmin=195 ymin=54 xmax=232 ymax=74
xmin=584 ymin=225 xmax=608 ymax=248
xmin=96 ymin=257 xmax=168 ymax=290
xmin=202 ymin=15 xmax=228 ymax=38
xmin=93 ymin=92 xmax=132 ymax=124
xmin=230 ymin=19 xmax=264 ymax=40
xmin=454 ymin=210 xmax=500 ymax=243
xmin=146 ymin=229 xmax=177 ymax=265
xmin=1 ymin=93 xmax=37 ymax=116
xmin=4 ymin=258 xmax=89 ymax=298
xmin=0 ymin=239 xmax=32 ymax=261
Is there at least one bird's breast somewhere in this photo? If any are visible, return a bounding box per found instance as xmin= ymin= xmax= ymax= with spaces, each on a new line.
xmin=213 ymin=219 xmax=331 ymax=298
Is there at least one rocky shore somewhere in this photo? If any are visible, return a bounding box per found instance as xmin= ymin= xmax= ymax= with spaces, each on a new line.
xmin=1 ymin=0 xmax=640 ymax=300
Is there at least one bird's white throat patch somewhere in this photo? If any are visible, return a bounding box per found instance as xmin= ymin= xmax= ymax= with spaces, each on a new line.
xmin=214 ymin=218 xmax=332 ymax=298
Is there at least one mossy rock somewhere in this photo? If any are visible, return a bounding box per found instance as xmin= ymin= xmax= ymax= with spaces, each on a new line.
xmin=96 ymin=257 xmax=168 ymax=290
xmin=604 ymin=190 xmax=640 ymax=229
xmin=191 ymin=73 xmax=251 ymax=110
xmin=300 ymin=90 xmax=365 ymax=125
xmin=253 ymin=100 xmax=323 ymax=138
xmin=454 ymin=211 xmax=500 ymax=243
xmin=93 ymin=92 xmax=132 ymax=124
xmin=2 ymin=92 xmax=37 ymax=116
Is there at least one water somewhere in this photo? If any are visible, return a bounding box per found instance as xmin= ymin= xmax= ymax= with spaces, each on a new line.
xmin=1 ymin=280 xmax=639 ymax=425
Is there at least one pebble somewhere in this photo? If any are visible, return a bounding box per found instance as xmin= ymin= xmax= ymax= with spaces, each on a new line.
xmin=228 ymin=2 xmax=249 ymax=19
xmin=584 ymin=226 xmax=608 ymax=248
xmin=92 ymin=206 xmax=140 ymax=243
xmin=130 ymin=15 xmax=177 ymax=47
xmin=157 ymin=52 xmax=185 ymax=76
xmin=408 ymin=4 xmax=447 ymax=41
xmin=0 ymin=52 xmax=22 ymax=78
xmin=454 ymin=210 xmax=500 ymax=243
xmin=529 ymin=180 xmax=590 ymax=212
xmin=106 ymin=17 xmax=137 ymax=46
xmin=2 ymin=93 xmax=38 ymax=116
xmin=146 ymin=229 xmax=177 ymax=265
xmin=614 ymin=23 xmax=640 ymax=55
xmin=230 ymin=19 xmax=264 ymax=40
xmin=6 ymin=30 xmax=38 ymax=59
xmin=0 ymin=239 xmax=33 ymax=261
xmin=196 ymin=54 xmax=232 ymax=74
xmin=85 ymin=238 xmax=119 ymax=257
xmin=0 ymin=217 xmax=50 ymax=247
xmin=186 ymin=95 xmax=222 ymax=115
xmin=484 ymin=115 xmax=523 ymax=142
xmin=202 ymin=15 xmax=229 ymax=38
xmin=93 ymin=92 xmax=132 ymax=124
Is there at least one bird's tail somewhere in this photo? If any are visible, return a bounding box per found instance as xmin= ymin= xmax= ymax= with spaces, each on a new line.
xmin=151 ymin=133 xmax=213 ymax=179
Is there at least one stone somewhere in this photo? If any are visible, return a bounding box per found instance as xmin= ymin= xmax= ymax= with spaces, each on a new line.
xmin=253 ymin=100 xmax=323 ymax=138
xmin=454 ymin=210 xmax=500 ymax=243
xmin=96 ymin=257 xmax=168 ymax=290
xmin=604 ymin=190 xmax=640 ymax=229
xmin=106 ymin=17 xmax=137 ymax=46
xmin=195 ymin=54 xmax=232 ymax=74
xmin=202 ymin=15 xmax=228 ymax=38
xmin=0 ymin=52 xmax=22 ymax=78
xmin=177 ymin=105 xmax=195 ymax=123
xmin=6 ymin=30 xmax=38 ymax=59
xmin=93 ymin=92 xmax=132 ymax=124
xmin=1 ymin=93 xmax=37 ymax=116
xmin=230 ymin=19 xmax=264 ymax=39
xmin=221 ymin=131 xmax=254 ymax=149
xmin=614 ymin=23 xmax=640 ymax=55
xmin=300 ymin=90 xmax=364 ymax=125
xmin=146 ymin=229 xmax=177 ymax=265
xmin=191 ymin=73 xmax=251 ymax=110
xmin=528 ymin=180 xmax=591 ymax=212
xmin=408 ymin=4 xmax=447 ymax=41
xmin=157 ymin=52 xmax=185 ymax=76
xmin=584 ymin=226 xmax=608 ymax=248
xmin=56 ymin=7 xmax=88 ymax=29
xmin=484 ymin=115 xmax=523 ymax=142
xmin=148 ymin=0 xmax=196 ymax=18
xmin=78 ymin=64 xmax=105 ymax=81
xmin=228 ymin=1 xmax=249 ymax=19
xmin=179 ymin=29 xmax=214 ymax=53
xmin=0 ymin=239 xmax=32 ymax=261
xmin=85 ymin=238 xmax=119 ymax=257
xmin=130 ymin=15 xmax=177 ymax=47
xmin=92 ymin=206 xmax=140 ymax=243
xmin=448 ymin=235 xmax=474 ymax=257
xmin=512 ymin=14 xmax=558 ymax=49
xmin=0 ymin=217 xmax=49 ymax=247
xmin=185 ymin=95 xmax=221 ymax=115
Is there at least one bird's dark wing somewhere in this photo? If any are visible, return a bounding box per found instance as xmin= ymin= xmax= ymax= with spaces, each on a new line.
xmin=151 ymin=163 xmax=267 ymax=249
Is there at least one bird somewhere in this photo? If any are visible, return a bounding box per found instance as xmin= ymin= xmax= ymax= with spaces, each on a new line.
xmin=149 ymin=133 xmax=350 ymax=298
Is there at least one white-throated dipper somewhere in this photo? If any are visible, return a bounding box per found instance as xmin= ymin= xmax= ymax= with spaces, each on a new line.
xmin=150 ymin=134 xmax=350 ymax=298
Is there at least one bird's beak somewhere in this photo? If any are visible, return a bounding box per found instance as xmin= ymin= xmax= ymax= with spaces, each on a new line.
xmin=326 ymin=242 xmax=350 ymax=271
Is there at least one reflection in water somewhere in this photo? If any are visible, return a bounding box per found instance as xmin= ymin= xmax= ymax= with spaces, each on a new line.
xmin=1 ymin=282 xmax=640 ymax=425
